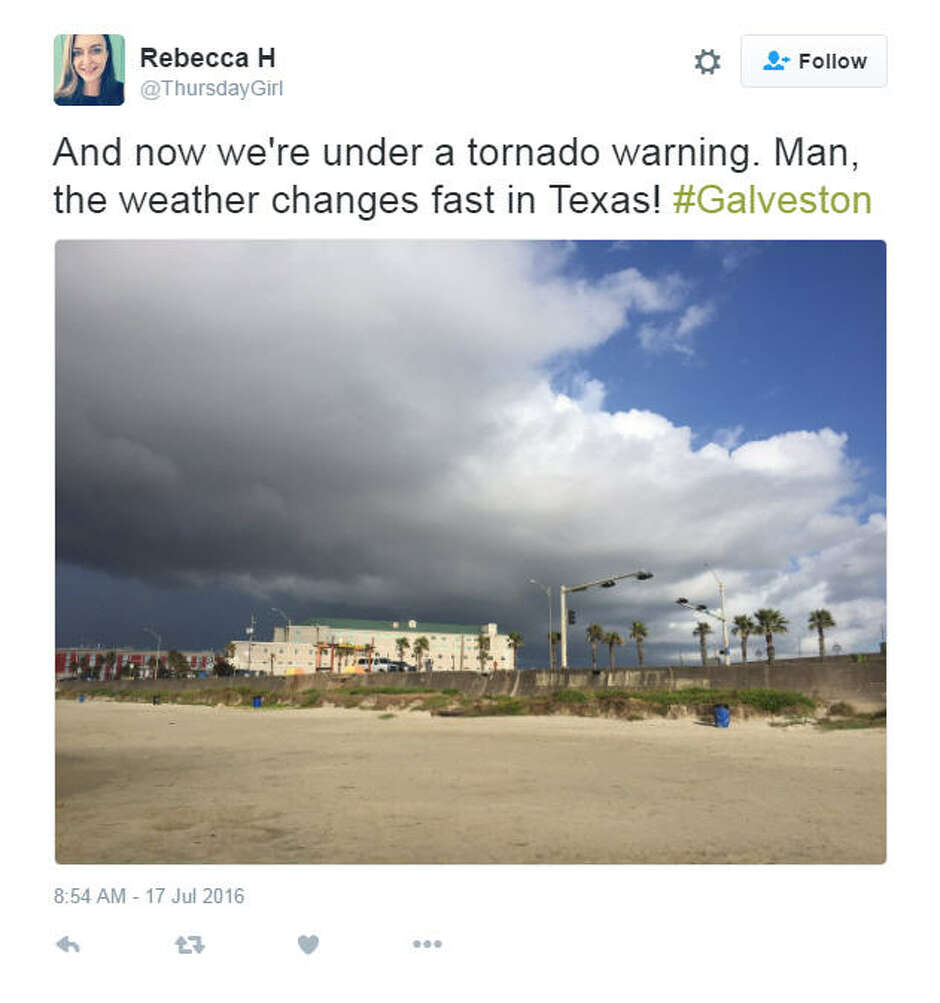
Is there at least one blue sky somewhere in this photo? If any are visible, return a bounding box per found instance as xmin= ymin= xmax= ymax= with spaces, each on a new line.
xmin=566 ymin=241 xmax=885 ymax=510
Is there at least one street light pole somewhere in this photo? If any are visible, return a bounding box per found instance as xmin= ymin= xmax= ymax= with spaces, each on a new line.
xmin=528 ymin=579 xmax=554 ymax=669
xmin=142 ymin=626 xmax=161 ymax=680
xmin=246 ymin=614 xmax=255 ymax=676
xmin=271 ymin=607 xmax=292 ymax=642
xmin=705 ymin=565 xmax=731 ymax=667
xmin=559 ymin=570 xmax=654 ymax=669
xmin=559 ymin=587 xmax=568 ymax=670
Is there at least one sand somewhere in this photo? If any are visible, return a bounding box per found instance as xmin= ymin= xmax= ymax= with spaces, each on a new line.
xmin=55 ymin=701 xmax=885 ymax=864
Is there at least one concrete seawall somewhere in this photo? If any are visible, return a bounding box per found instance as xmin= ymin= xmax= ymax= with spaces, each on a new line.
xmin=58 ymin=653 xmax=886 ymax=709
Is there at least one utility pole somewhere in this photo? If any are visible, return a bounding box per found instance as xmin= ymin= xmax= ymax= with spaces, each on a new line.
xmin=706 ymin=565 xmax=731 ymax=668
xmin=677 ymin=566 xmax=730 ymax=667
xmin=529 ymin=579 xmax=554 ymax=669
xmin=560 ymin=587 xmax=568 ymax=670
xmin=142 ymin=626 xmax=162 ymax=680
xmin=271 ymin=606 xmax=292 ymax=642
xmin=246 ymin=614 xmax=255 ymax=676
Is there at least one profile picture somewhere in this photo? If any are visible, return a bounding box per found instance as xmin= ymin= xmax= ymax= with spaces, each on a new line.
xmin=53 ymin=34 xmax=125 ymax=106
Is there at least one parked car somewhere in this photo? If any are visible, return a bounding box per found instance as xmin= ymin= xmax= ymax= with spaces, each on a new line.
xmin=353 ymin=656 xmax=394 ymax=672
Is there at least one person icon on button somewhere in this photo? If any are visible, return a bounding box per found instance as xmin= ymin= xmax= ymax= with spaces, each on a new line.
xmin=763 ymin=50 xmax=788 ymax=70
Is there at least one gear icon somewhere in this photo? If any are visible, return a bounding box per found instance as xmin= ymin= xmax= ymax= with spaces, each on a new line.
xmin=694 ymin=49 xmax=721 ymax=75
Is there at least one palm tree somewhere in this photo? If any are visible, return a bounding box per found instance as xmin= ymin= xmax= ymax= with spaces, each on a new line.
xmin=548 ymin=631 xmax=561 ymax=669
xmin=586 ymin=623 xmax=605 ymax=670
xmin=692 ymin=622 xmax=712 ymax=666
xmin=808 ymin=609 xmax=836 ymax=658
xmin=412 ymin=636 xmax=430 ymax=671
xmin=476 ymin=633 xmax=491 ymax=672
xmin=629 ymin=621 xmax=648 ymax=667
xmin=754 ymin=609 xmax=788 ymax=665
xmin=731 ymin=615 xmax=757 ymax=663
xmin=603 ymin=631 xmax=623 ymax=670
xmin=213 ymin=650 xmax=235 ymax=677
xmin=507 ymin=631 xmax=524 ymax=669
xmin=395 ymin=636 xmax=411 ymax=668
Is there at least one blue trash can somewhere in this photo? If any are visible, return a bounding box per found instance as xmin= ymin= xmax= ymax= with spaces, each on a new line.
xmin=713 ymin=704 xmax=730 ymax=728
xmin=78 ymin=693 xmax=85 ymax=704
xmin=252 ymin=696 xmax=262 ymax=708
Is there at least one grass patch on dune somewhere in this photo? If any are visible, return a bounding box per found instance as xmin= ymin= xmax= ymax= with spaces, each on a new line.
xmin=730 ymin=689 xmax=817 ymax=714
xmin=817 ymin=708 xmax=886 ymax=730
xmin=595 ymin=690 xmax=646 ymax=706
xmin=58 ymin=684 xmax=829 ymax=722
xmin=58 ymin=686 xmax=117 ymax=700
xmin=610 ymin=687 xmax=816 ymax=715
xmin=345 ymin=686 xmax=436 ymax=696
xmin=462 ymin=696 xmax=528 ymax=716
xmin=59 ymin=686 xmax=292 ymax=707
xmin=417 ymin=694 xmax=456 ymax=711
xmin=322 ymin=692 xmax=365 ymax=708
xmin=551 ymin=689 xmax=591 ymax=704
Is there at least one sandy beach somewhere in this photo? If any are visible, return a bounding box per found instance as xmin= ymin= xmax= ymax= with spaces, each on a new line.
xmin=55 ymin=701 xmax=885 ymax=864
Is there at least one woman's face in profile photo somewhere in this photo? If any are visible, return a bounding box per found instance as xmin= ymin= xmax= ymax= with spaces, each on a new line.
xmin=70 ymin=35 xmax=109 ymax=92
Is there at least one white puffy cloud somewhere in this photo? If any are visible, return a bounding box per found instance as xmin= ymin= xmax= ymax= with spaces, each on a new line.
xmin=637 ymin=300 xmax=715 ymax=356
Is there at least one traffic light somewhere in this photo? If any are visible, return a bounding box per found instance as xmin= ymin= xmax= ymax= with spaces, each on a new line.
xmin=567 ymin=609 xmax=576 ymax=625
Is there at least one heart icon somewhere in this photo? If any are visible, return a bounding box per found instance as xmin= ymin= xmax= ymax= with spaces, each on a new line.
xmin=298 ymin=934 xmax=319 ymax=955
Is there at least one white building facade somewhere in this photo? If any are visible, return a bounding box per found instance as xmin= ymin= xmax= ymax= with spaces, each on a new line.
xmin=230 ymin=617 xmax=515 ymax=675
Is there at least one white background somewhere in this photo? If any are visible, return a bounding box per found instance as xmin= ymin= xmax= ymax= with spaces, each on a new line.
xmin=4 ymin=3 xmax=936 ymax=1000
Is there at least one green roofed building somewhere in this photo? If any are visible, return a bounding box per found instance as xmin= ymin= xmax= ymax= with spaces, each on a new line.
xmin=230 ymin=616 xmax=513 ymax=675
